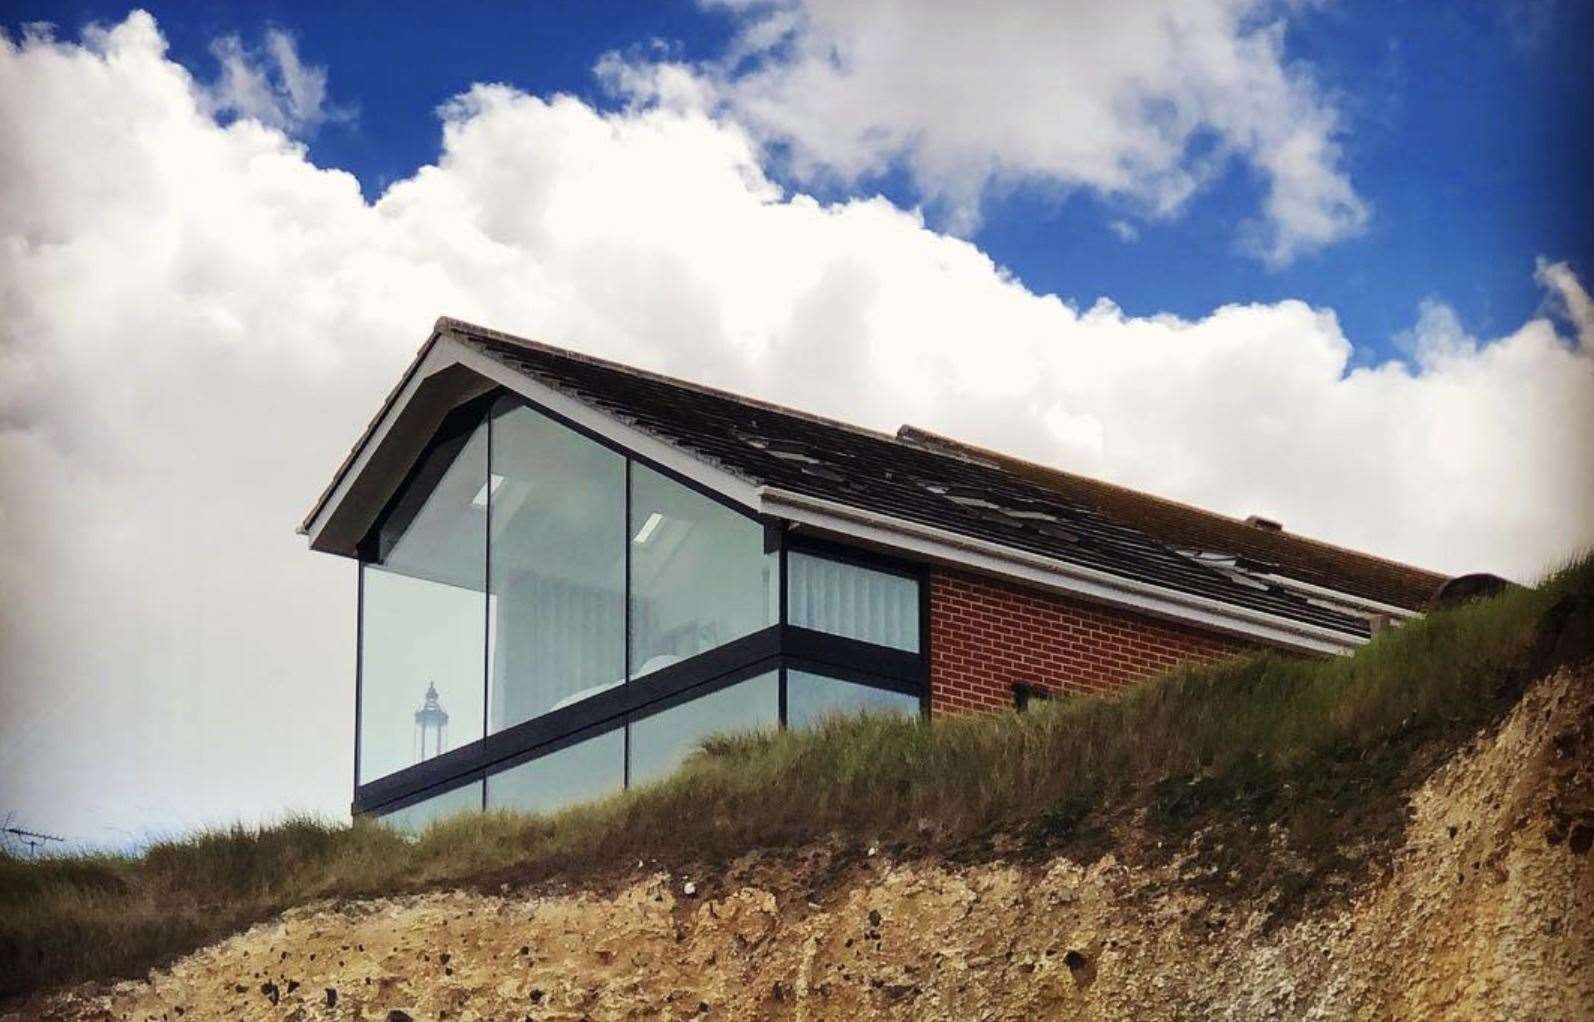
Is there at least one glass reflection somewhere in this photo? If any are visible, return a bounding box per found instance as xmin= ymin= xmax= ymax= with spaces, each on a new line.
xmin=629 ymin=464 xmax=776 ymax=678
xmin=627 ymin=672 xmax=778 ymax=785
xmin=358 ymin=421 xmax=487 ymax=783
xmin=488 ymin=404 xmax=626 ymax=731
xmin=787 ymin=669 xmax=921 ymax=729
xmin=485 ymin=728 xmax=624 ymax=816
xmin=377 ymin=780 xmax=483 ymax=835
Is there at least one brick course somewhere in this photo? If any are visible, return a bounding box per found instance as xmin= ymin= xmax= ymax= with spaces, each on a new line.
xmin=929 ymin=571 xmax=1252 ymax=714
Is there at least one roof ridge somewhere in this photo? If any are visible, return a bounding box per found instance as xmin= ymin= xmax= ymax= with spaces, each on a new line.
xmin=894 ymin=423 xmax=1446 ymax=582
xmin=438 ymin=316 xmax=929 ymax=450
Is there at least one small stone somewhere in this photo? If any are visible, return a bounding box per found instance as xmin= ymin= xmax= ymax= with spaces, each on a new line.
xmin=683 ymin=881 xmax=698 ymax=896
xmin=868 ymin=909 xmax=882 ymax=928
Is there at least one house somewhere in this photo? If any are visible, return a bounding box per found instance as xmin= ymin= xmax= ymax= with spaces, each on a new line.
xmin=301 ymin=317 xmax=1451 ymax=830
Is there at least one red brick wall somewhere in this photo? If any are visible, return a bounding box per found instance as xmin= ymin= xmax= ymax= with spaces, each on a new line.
xmin=929 ymin=571 xmax=1252 ymax=714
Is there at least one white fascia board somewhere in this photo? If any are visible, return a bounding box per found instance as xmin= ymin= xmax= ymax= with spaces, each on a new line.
xmin=301 ymin=334 xmax=450 ymax=548
xmin=1254 ymin=573 xmax=1423 ymax=620
xmin=304 ymin=337 xmax=764 ymax=552
xmin=445 ymin=340 xmax=763 ymax=510
xmin=758 ymin=486 xmax=1365 ymax=656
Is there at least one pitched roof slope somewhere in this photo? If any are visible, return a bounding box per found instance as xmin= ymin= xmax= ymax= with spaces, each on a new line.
xmin=441 ymin=319 xmax=1389 ymax=640
xmin=895 ymin=426 xmax=1446 ymax=611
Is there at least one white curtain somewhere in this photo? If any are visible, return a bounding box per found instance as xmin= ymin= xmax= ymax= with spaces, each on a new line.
xmin=787 ymin=551 xmax=919 ymax=652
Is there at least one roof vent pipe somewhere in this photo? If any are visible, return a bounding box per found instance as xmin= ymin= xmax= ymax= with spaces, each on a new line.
xmin=1245 ymin=515 xmax=1284 ymax=532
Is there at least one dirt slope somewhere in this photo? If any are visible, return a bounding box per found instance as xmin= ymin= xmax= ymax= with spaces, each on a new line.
xmin=21 ymin=667 xmax=1592 ymax=1021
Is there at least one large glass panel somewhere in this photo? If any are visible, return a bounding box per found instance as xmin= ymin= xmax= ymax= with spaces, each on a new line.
xmin=787 ymin=669 xmax=921 ymax=729
xmin=787 ymin=551 xmax=920 ymax=652
xmin=376 ymin=780 xmax=483 ymax=836
xmin=488 ymin=404 xmax=626 ymax=731
xmin=358 ymin=421 xmax=488 ymax=784
xmin=627 ymin=671 xmax=778 ymax=785
xmin=485 ymin=728 xmax=625 ymax=816
xmin=628 ymin=464 xmax=776 ymax=678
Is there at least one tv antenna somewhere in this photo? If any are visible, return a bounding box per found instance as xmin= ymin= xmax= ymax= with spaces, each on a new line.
xmin=4 ymin=826 xmax=65 ymax=859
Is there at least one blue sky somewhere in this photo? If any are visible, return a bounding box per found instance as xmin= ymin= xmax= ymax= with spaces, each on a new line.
xmin=2 ymin=2 xmax=1591 ymax=844
xmin=8 ymin=0 xmax=1590 ymax=349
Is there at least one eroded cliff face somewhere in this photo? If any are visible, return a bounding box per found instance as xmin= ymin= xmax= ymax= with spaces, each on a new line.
xmin=25 ymin=668 xmax=1593 ymax=1021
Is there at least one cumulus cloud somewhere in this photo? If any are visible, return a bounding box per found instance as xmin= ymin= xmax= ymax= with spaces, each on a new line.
xmin=608 ymin=0 xmax=1369 ymax=262
xmin=0 ymin=13 xmax=1590 ymax=841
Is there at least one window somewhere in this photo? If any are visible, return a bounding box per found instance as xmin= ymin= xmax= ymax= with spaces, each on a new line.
xmin=786 ymin=669 xmax=921 ymax=729
xmin=485 ymin=728 xmax=624 ymax=816
xmin=628 ymin=464 xmax=776 ymax=678
xmin=787 ymin=550 xmax=919 ymax=652
xmin=358 ymin=421 xmax=488 ymax=784
xmin=1013 ymin=683 xmax=1054 ymax=712
xmin=627 ymin=671 xmax=778 ymax=786
xmin=487 ymin=403 xmax=626 ymax=731
xmin=377 ymin=780 xmax=483 ymax=835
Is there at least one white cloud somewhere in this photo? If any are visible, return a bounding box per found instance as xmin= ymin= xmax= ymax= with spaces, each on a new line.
xmin=0 ymin=13 xmax=1589 ymax=842
xmin=1109 ymin=219 xmax=1140 ymax=243
xmin=610 ymin=0 xmax=1368 ymax=262
xmin=200 ymin=26 xmax=349 ymax=134
xmin=1537 ymin=255 xmax=1594 ymax=347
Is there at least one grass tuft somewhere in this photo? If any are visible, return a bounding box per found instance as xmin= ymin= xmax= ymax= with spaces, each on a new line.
xmin=3 ymin=551 xmax=1590 ymax=998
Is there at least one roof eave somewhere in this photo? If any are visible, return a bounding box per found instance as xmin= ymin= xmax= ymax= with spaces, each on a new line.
xmin=759 ymin=485 xmax=1368 ymax=656
xmin=298 ymin=326 xmax=447 ymax=540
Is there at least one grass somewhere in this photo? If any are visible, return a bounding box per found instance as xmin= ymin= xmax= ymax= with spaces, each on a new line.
xmin=3 ymin=552 xmax=1590 ymax=999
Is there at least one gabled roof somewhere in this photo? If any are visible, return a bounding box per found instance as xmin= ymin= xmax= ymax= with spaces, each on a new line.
xmin=304 ymin=317 xmax=1452 ymax=652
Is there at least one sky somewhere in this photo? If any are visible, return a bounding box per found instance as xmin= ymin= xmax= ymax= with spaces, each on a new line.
xmin=0 ymin=1 xmax=1590 ymax=849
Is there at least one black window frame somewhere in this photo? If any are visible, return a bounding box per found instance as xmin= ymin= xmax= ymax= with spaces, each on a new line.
xmin=353 ymin=388 xmax=931 ymax=818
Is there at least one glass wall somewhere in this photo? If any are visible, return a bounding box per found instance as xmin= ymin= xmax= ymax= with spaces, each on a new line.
xmin=628 ymin=464 xmax=777 ymax=678
xmin=354 ymin=397 xmax=927 ymax=812
xmin=358 ymin=422 xmax=488 ymax=784
xmin=787 ymin=551 xmax=920 ymax=652
xmin=377 ymin=780 xmax=483 ymax=835
xmin=487 ymin=404 xmax=626 ymax=731
xmin=486 ymin=728 xmax=625 ymax=817
xmin=787 ymin=669 xmax=921 ymax=729
xmin=628 ymin=671 xmax=778 ymax=786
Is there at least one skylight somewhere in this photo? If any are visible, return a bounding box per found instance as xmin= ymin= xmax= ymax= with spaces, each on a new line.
xmin=470 ymin=474 xmax=506 ymax=508
xmin=632 ymin=511 xmax=665 ymax=545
